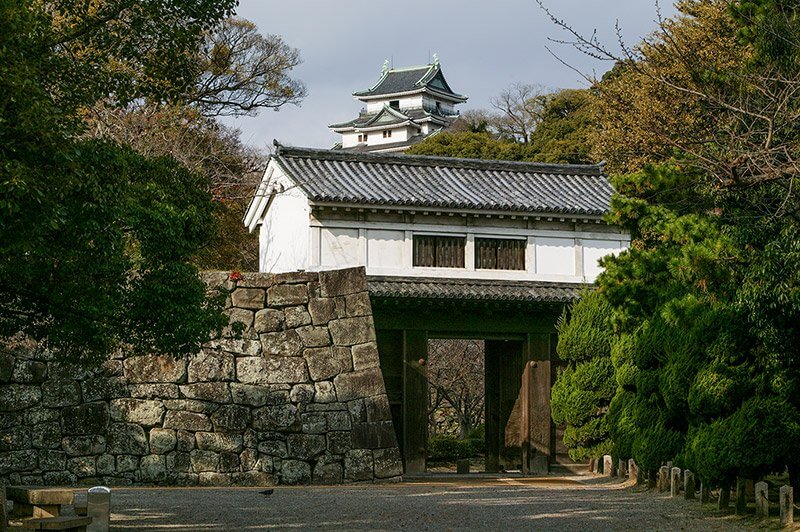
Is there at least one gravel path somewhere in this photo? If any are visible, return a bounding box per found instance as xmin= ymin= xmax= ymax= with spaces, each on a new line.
xmin=109 ymin=477 xmax=752 ymax=531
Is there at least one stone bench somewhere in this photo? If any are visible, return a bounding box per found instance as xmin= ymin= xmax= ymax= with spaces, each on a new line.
xmin=17 ymin=515 xmax=92 ymax=531
xmin=6 ymin=487 xmax=75 ymax=519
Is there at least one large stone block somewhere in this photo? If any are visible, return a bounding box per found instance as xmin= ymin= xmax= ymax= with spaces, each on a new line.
xmin=365 ymin=395 xmax=392 ymax=422
xmin=67 ymin=456 xmax=96 ymax=477
xmin=188 ymin=352 xmax=235 ymax=383
xmin=38 ymin=450 xmax=66 ymax=472
xmin=163 ymin=411 xmax=212 ymax=432
xmin=209 ymin=338 xmax=261 ymax=357
xmin=116 ymin=455 xmax=139 ymax=473
xmin=109 ymin=399 xmax=165 ymax=426
xmin=129 ymin=383 xmax=179 ymax=399
xmin=290 ymin=384 xmax=315 ymax=404
xmin=287 ymin=434 xmax=326 ymax=460
xmin=82 ymin=377 xmax=130 ymax=402
xmin=163 ymin=399 xmax=217 ymax=414
xmin=61 ymin=403 xmax=109 ymax=435
xmin=108 ymin=423 xmax=149 ymax=455
xmin=180 ymin=382 xmax=231 ymax=403
xmin=190 ymin=449 xmax=220 ymax=472
xmin=252 ymin=404 xmax=299 ymax=431
xmin=260 ymin=330 xmax=303 ymax=357
xmin=351 ymin=421 xmax=397 ymax=449
xmin=149 ymin=428 xmax=177 ymax=454
xmin=254 ymin=309 xmax=284 ymax=334
xmin=328 ymin=317 xmax=376 ymax=347
xmin=300 ymin=413 xmax=326 ymax=434
xmin=0 ymin=384 xmax=41 ymax=412
xmin=325 ymin=411 xmax=352 ymax=431
xmin=257 ymin=440 xmax=287 ymax=459
xmin=373 ymin=447 xmax=402 ymax=479
xmin=41 ymin=381 xmax=78 ymax=408
xmin=305 ymin=347 xmax=351 ymax=381
xmin=351 ymin=343 xmax=380 ymax=371
xmin=280 ymin=460 xmax=311 ymax=485
xmin=308 ymin=298 xmax=336 ymax=326
xmin=334 ymin=368 xmax=386 ymax=402
xmin=139 ymin=455 xmax=167 ymax=482
xmin=296 ymin=326 xmax=331 ymax=348
xmin=230 ymin=383 xmax=274 ymax=407
xmin=62 ymin=435 xmax=105 ymax=456
xmin=343 ymin=293 xmax=372 ymax=317
xmin=344 ymin=449 xmax=373 ymax=481
xmin=0 ymin=351 xmax=14 ymax=382
xmin=31 ymin=422 xmax=60 ymax=449
xmin=314 ymin=381 xmax=337 ymax=403
xmin=196 ymin=432 xmax=243 ymax=453
xmin=224 ymin=307 xmax=254 ymax=330
xmin=0 ymin=426 xmax=30 ymax=451
xmin=124 ymin=355 xmax=186 ymax=384
xmin=211 ymin=404 xmax=250 ymax=432
xmin=12 ymin=360 xmax=47 ymax=383
xmin=0 ymin=450 xmax=37 ymax=474
xmin=236 ymin=356 xmax=308 ymax=385
xmin=319 ymin=268 xmax=367 ymax=297
xmin=313 ymin=461 xmax=343 ymax=484
xmin=327 ymin=432 xmax=352 ymax=455
xmin=166 ymin=451 xmax=191 ymax=473
xmin=231 ymin=288 xmax=265 ymax=309
xmin=284 ymin=306 xmax=312 ymax=329
xmin=267 ymin=284 xmax=308 ymax=307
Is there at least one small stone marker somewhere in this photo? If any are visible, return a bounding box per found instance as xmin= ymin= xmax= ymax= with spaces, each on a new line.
xmin=755 ymin=481 xmax=768 ymax=518
xmin=666 ymin=460 xmax=673 ymax=473
xmin=780 ymin=485 xmax=793 ymax=527
xmin=659 ymin=466 xmax=669 ymax=492
xmin=603 ymin=455 xmax=613 ymax=477
xmin=456 ymin=459 xmax=470 ymax=475
xmin=700 ymin=482 xmax=711 ymax=504
xmin=719 ymin=484 xmax=731 ymax=510
xmin=86 ymin=486 xmax=111 ymax=532
xmin=617 ymin=458 xmax=627 ymax=479
xmin=684 ymin=470 xmax=695 ymax=500
xmin=671 ymin=467 xmax=681 ymax=497
xmin=735 ymin=478 xmax=748 ymax=514
xmin=628 ymin=459 xmax=638 ymax=483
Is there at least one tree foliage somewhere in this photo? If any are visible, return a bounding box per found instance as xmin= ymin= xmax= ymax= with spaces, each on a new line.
xmin=0 ymin=0 xmax=251 ymax=362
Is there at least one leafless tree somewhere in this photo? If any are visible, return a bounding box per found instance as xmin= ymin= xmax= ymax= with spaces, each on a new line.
xmin=427 ymin=339 xmax=485 ymax=438
xmin=489 ymin=83 xmax=551 ymax=143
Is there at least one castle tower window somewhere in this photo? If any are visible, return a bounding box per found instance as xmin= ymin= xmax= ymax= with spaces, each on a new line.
xmin=475 ymin=238 xmax=526 ymax=271
xmin=382 ymin=130 xmax=392 ymax=138
xmin=413 ymin=235 xmax=465 ymax=268
xmin=389 ymin=100 xmax=400 ymax=109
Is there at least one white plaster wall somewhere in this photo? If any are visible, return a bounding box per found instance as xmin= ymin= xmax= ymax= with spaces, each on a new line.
xmin=258 ymin=170 xmax=310 ymax=273
xmin=365 ymin=95 xmax=423 ymax=113
xmin=305 ymin=218 xmax=629 ymax=283
xmin=368 ymin=126 xmax=408 ymax=146
xmin=341 ymin=131 xmax=360 ymax=148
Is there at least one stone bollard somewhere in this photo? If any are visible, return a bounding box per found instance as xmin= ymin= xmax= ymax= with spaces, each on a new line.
xmin=603 ymin=455 xmax=613 ymax=477
xmin=628 ymin=458 xmax=638 ymax=483
xmin=700 ymin=482 xmax=711 ymax=504
xmin=735 ymin=478 xmax=748 ymax=515
xmin=659 ymin=466 xmax=669 ymax=492
xmin=456 ymin=459 xmax=470 ymax=474
xmin=684 ymin=470 xmax=696 ymax=500
xmin=719 ymin=483 xmax=731 ymax=510
xmin=86 ymin=486 xmax=111 ymax=532
xmin=618 ymin=458 xmax=627 ymax=479
xmin=671 ymin=467 xmax=681 ymax=497
xmin=755 ymin=481 xmax=768 ymax=518
xmin=780 ymin=485 xmax=793 ymax=527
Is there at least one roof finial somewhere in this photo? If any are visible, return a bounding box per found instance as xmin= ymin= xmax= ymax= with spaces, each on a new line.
xmin=381 ymin=59 xmax=390 ymax=74
xmin=432 ymin=53 xmax=439 ymax=66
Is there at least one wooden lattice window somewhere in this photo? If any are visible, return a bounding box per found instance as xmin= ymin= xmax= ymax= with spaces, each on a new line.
xmin=413 ymin=235 xmax=465 ymax=268
xmin=475 ymin=238 xmax=526 ymax=271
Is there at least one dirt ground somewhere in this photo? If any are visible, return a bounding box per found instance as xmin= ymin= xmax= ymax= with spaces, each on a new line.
xmin=107 ymin=476 xmax=765 ymax=531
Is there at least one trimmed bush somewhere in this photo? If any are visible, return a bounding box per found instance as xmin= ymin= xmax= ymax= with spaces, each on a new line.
xmin=556 ymin=291 xmax=614 ymax=363
xmin=632 ymin=425 xmax=685 ymax=473
xmin=427 ymin=435 xmax=473 ymax=462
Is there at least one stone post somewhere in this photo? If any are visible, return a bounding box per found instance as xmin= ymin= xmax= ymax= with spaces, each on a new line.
xmin=755 ymin=481 xmax=768 ymax=518
xmin=719 ymin=483 xmax=731 ymax=510
xmin=628 ymin=459 xmax=638 ymax=483
xmin=735 ymin=478 xmax=748 ymax=515
xmin=684 ymin=470 xmax=696 ymax=500
xmin=588 ymin=458 xmax=595 ymax=474
xmin=618 ymin=458 xmax=627 ymax=479
xmin=1 ymin=486 xmax=7 ymax=532
xmin=86 ymin=486 xmax=111 ymax=532
xmin=779 ymin=485 xmax=793 ymax=527
xmin=671 ymin=467 xmax=681 ymax=497
xmin=700 ymin=482 xmax=711 ymax=504
xmin=659 ymin=466 xmax=669 ymax=492
xmin=603 ymin=455 xmax=613 ymax=477
xmin=456 ymin=459 xmax=470 ymax=474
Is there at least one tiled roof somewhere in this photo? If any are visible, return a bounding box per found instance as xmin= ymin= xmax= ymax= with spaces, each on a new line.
xmin=353 ymin=64 xmax=467 ymax=101
xmin=271 ymin=145 xmax=613 ymax=216
xmin=329 ymin=106 xmax=451 ymax=130
xmin=368 ymin=276 xmax=587 ymax=303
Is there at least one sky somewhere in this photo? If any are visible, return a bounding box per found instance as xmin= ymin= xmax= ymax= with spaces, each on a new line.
xmin=221 ymin=0 xmax=678 ymax=152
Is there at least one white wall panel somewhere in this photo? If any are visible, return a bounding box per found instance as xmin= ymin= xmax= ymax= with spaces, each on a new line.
xmin=321 ymin=228 xmax=362 ymax=268
xmin=536 ymin=237 xmax=575 ymax=276
xmin=366 ymin=230 xmax=404 ymax=269
xmin=583 ymin=239 xmax=622 ymax=281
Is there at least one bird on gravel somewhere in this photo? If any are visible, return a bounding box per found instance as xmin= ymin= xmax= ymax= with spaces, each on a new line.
xmin=258 ymin=489 xmax=274 ymax=497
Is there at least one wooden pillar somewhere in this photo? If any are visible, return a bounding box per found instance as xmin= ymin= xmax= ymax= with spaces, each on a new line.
xmin=528 ymin=333 xmax=551 ymax=474
xmin=403 ymin=330 xmax=428 ymax=474
xmin=484 ymin=342 xmax=501 ymax=473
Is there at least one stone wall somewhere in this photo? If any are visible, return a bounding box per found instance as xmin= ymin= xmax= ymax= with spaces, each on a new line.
xmin=0 ymin=267 xmax=402 ymax=486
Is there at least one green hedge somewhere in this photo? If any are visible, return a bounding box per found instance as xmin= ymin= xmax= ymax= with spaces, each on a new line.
xmin=427 ymin=435 xmax=474 ymax=462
